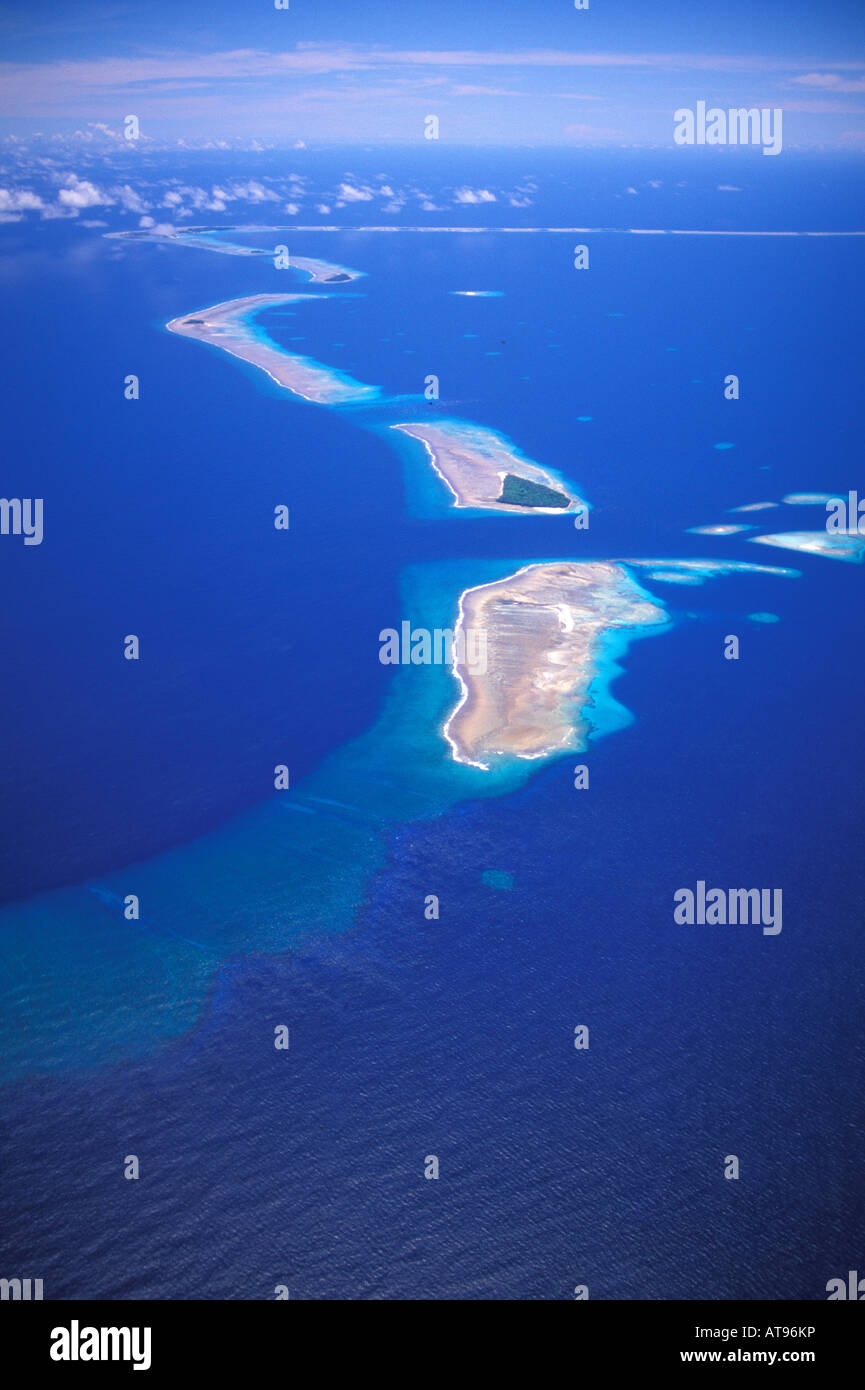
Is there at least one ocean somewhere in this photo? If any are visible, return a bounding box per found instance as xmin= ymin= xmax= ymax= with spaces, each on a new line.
xmin=1 ymin=150 xmax=863 ymax=1298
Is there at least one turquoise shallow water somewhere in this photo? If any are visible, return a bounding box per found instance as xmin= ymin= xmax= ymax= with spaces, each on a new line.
xmin=0 ymin=235 xmax=827 ymax=1083
xmin=184 ymin=287 xmax=591 ymax=518
xmin=2 ymin=177 xmax=865 ymax=1299
xmin=379 ymin=415 xmax=589 ymax=520
xmin=0 ymin=553 xmax=676 ymax=1081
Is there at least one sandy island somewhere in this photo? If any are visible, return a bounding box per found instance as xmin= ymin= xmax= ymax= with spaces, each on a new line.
xmin=751 ymin=531 xmax=865 ymax=563
xmin=166 ymin=294 xmax=379 ymax=405
xmin=108 ymin=228 xmax=363 ymax=281
xmin=392 ymin=420 xmax=586 ymax=514
xmin=444 ymin=561 xmax=666 ymax=769
xmin=289 ymin=255 xmax=359 ymax=283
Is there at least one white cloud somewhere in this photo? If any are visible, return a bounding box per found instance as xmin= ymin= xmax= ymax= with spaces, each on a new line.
xmin=337 ymin=181 xmax=374 ymax=202
xmin=164 ymin=183 xmax=233 ymax=212
xmin=284 ymin=202 xmax=300 ymax=215
xmin=792 ymin=72 xmax=865 ymax=93
xmin=453 ymin=186 xmax=496 ymax=204
xmin=228 ymin=179 xmax=280 ymax=203
xmin=57 ymin=174 xmax=112 ymax=209
xmin=113 ymin=183 xmax=149 ymax=214
xmin=87 ymin=122 xmax=124 ymax=141
xmin=139 ymin=216 xmax=176 ymax=234
xmin=0 ymin=187 xmax=44 ymax=212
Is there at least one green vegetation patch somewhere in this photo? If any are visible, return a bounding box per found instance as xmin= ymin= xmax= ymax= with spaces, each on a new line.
xmin=498 ymin=473 xmax=570 ymax=509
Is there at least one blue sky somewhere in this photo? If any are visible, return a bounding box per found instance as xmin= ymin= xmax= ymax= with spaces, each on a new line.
xmin=0 ymin=0 xmax=864 ymax=148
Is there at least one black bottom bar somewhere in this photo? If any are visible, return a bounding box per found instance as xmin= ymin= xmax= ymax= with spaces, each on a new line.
xmin=2 ymin=1299 xmax=859 ymax=1376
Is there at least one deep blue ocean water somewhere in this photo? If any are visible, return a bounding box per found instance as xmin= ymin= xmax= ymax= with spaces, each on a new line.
xmin=1 ymin=153 xmax=864 ymax=1298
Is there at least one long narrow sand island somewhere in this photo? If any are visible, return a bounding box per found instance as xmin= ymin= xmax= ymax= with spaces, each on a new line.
xmin=392 ymin=420 xmax=587 ymax=514
xmin=751 ymin=531 xmax=865 ymax=563
xmin=108 ymin=228 xmax=364 ymax=281
xmin=444 ymin=561 xmax=666 ymax=769
xmin=289 ymin=255 xmax=359 ymax=283
xmin=166 ymin=294 xmax=379 ymax=405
